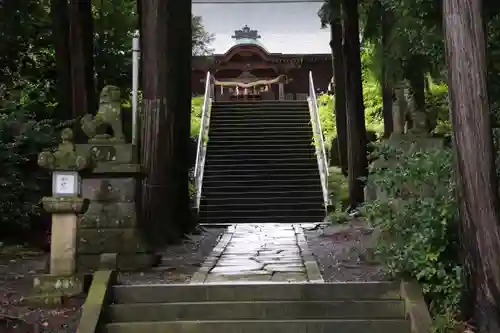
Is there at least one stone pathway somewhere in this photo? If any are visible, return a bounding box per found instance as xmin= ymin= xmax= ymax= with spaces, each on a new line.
xmin=190 ymin=224 xmax=324 ymax=284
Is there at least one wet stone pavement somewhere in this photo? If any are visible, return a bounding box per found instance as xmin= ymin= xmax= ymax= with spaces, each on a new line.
xmin=190 ymin=224 xmax=324 ymax=284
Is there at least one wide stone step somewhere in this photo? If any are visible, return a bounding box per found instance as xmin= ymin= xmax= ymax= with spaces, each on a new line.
xmin=210 ymin=122 xmax=311 ymax=129
xmin=211 ymin=110 xmax=310 ymax=118
xmin=207 ymin=149 xmax=317 ymax=163
xmin=210 ymin=119 xmax=310 ymax=126
xmin=198 ymin=214 xmax=323 ymax=224
xmin=202 ymin=183 xmax=322 ymax=193
xmin=207 ymin=142 xmax=313 ymax=151
xmin=107 ymin=300 xmax=405 ymax=322
xmin=206 ymin=149 xmax=315 ymax=157
xmin=203 ymin=177 xmax=320 ymax=187
xmin=199 ymin=202 xmax=323 ymax=212
xmin=209 ymin=127 xmax=312 ymax=134
xmin=203 ymin=168 xmax=320 ymax=177
xmin=211 ymin=113 xmax=310 ymax=120
xmin=112 ymin=282 xmax=400 ymax=303
xmin=205 ymin=155 xmax=318 ymax=165
xmin=208 ymin=134 xmax=312 ymax=142
xmin=202 ymin=172 xmax=320 ymax=181
xmin=200 ymin=195 xmax=322 ymax=206
xmin=198 ymin=208 xmax=325 ymax=220
xmin=105 ymin=319 xmax=409 ymax=333
xmin=200 ymin=189 xmax=322 ymax=199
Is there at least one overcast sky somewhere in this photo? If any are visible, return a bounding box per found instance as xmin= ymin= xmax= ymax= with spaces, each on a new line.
xmin=192 ymin=2 xmax=330 ymax=54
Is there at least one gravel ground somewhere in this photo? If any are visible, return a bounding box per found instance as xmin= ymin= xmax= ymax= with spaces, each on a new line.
xmin=303 ymin=220 xmax=390 ymax=282
xmin=118 ymin=227 xmax=225 ymax=285
xmin=0 ymin=226 xmax=225 ymax=333
xmin=0 ymin=250 xmax=85 ymax=333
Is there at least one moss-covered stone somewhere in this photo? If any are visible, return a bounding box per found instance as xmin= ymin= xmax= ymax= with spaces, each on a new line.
xmin=89 ymin=163 xmax=144 ymax=175
xmin=82 ymin=178 xmax=136 ymax=202
xmin=42 ymin=196 xmax=88 ymax=214
xmin=78 ymin=202 xmax=136 ymax=229
xmin=76 ymin=143 xmax=137 ymax=164
xmin=38 ymin=128 xmax=92 ymax=171
xmin=32 ymin=274 xmax=85 ymax=296
xmin=76 ymin=254 xmax=156 ymax=272
xmin=78 ymin=228 xmax=149 ymax=254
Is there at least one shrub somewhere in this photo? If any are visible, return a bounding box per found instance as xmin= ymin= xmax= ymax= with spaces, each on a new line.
xmin=191 ymin=96 xmax=203 ymax=138
xmin=361 ymin=144 xmax=463 ymax=317
xmin=0 ymin=84 xmax=59 ymax=242
xmin=327 ymin=166 xmax=349 ymax=214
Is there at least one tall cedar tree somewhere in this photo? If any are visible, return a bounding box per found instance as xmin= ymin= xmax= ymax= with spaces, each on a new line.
xmin=444 ymin=0 xmax=500 ymax=331
xmin=380 ymin=3 xmax=394 ymax=137
xmin=68 ymin=0 xmax=96 ymax=139
xmin=328 ymin=0 xmax=348 ymax=176
xmin=51 ymin=0 xmax=72 ymax=121
xmin=342 ymin=0 xmax=368 ymax=209
xmin=140 ymin=0 xmax=194 ymax=246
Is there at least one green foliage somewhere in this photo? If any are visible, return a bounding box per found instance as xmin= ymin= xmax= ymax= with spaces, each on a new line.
xmin=191 ymin=96 xmax=204 ymax=137
xmin=317 ymin=94 xmax=336 ymax=150
xmin=0 ymin=85 xmax=59 ymax=235
xmin=426 ymin=80 xmax=450 ymax=134
xmin=327 ymin=166 xmax=349 ymax=213
xmin=362 ymin=145 xmax=463 ymax=317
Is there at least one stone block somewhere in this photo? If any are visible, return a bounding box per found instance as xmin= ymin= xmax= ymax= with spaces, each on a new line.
xmin=78 ymin=228 xmax=149 ymax=254
xmin=33 ymin=274 xmax=86 ymax=297
xmin=79 ymin=202 xmax=136 ymax=229
xmin=82 ymin=178 xmax=136 ymax=202
xmin=100 ymin=253 xmax=118 ymax=269
xmin=76 ymin=143 xmax=137 ymax=164
xmin=76 ymin=253 xmax=156 ymax=272
xmin=91 ymin=163 xmax=144 ymax=175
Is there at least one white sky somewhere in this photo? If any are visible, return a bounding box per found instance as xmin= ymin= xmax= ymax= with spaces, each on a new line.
xmin=192 ymin=2 xmax=331 ymax=54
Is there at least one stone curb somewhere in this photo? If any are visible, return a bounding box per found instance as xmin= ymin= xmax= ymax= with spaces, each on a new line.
xmin=400 ymin=279 xmax=432 ymax=333
xmin=76 ymin=270 xmax=116 ymax=333
xmin=294 ymin=225 xmax=324 ymax=283
xmin=190 ymin=227 xmax=234 ymax=284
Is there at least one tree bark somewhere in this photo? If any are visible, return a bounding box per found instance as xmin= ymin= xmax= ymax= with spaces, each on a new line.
xmin=140 ymin=0 xmax=193 ymax=245
xmin=68 ymin=0 xmax=96 ymax=139
xmin=167 ymin=0 xmax=195 ymax=233
xmin=329 ymin=0 xmax=348 ymax=177
xmin=444 ymin=0 xmax=500 ymax=331
xmin=51 ymin=0 xmax=72 ymax=119
xmin=342 ymin=0 xmax=368 ymax=209
xmin=380 ymin=5 xmax=394 ymax=138
xmin=51 ymin=0 xmax=72 ymax=121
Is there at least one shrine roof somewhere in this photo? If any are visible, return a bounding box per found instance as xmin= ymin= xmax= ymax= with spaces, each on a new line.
xmin=234 ymin=38 xmax=268 ymax=51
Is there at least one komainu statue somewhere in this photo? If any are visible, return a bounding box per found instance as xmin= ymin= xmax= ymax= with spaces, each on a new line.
xmin=81 ymin=85 xmax=125 ymax=142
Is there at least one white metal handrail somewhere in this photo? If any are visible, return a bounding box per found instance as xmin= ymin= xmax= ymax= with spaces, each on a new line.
xmin=194 ymin=72 xmax=213 ymax=210
xmin=308 ymin=71 xmax=329 ymax=209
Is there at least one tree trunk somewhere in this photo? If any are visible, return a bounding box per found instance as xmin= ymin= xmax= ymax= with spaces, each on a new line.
xmin=167 ymin=0 xmax=195 ymax=233
xmin=342 ymin=0 xmax=368 ymax=209
xmin=140 ymin=0 xmax=171 ymax=246
xmin=380 ymin=5 xmax=394 ymax=138
xmin=68 ymin=0 xmax=96 ymax=140
xmin=444 ymin=0 xmax=500 ymax=331
xmin=51 ymin=0 xmax=72 ymax=121
xmin=329 ymin=0 xmax=348 ymax=176
xmin=140 ymin=0 xmax=193 ymax=245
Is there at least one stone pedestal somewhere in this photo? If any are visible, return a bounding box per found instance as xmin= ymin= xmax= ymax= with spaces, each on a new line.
xmin=33 ymin=129 xmax=92 ymax=304
xmin=75 ymin=142 xmax=154 ymax=272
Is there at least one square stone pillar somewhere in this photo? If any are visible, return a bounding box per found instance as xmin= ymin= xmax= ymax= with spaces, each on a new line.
xmin=75 ymin=142 xmax=155 ymax=272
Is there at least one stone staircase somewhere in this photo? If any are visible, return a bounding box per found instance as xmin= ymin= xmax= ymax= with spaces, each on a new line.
xmin=199 ymin=100 xmax=325 ymax=224
xmin=102 ymin=281 xmax=412 ymax=333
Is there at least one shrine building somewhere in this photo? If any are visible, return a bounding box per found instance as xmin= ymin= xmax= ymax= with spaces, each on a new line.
xmin=192 ymin=25 xmax=333 ymax=101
